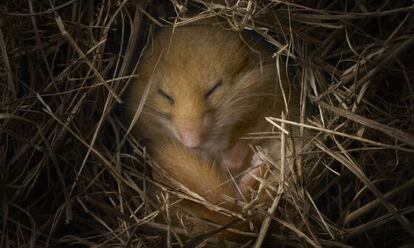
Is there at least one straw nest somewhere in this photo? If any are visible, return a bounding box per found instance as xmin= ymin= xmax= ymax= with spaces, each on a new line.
xmin=1 ymin=0 xmax=414 ymax=247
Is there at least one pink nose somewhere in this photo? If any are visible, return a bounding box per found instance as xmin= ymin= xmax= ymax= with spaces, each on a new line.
xmin=177 ymin=127 xmax=204 ymax=148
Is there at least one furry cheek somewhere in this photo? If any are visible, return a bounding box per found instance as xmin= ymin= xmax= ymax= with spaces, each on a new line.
xmin=157 ymin=118 xmax=176 ymax=139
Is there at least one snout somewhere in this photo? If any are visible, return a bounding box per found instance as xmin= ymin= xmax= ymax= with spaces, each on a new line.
xmin=177 ymin=126 xmax=205 ymax=148
xmin=175 ymin=117 xmax=209 ymax=148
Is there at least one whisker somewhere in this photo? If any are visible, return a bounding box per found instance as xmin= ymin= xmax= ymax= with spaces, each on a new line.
xmin=142 ymin=108 xmax=170 ymax=120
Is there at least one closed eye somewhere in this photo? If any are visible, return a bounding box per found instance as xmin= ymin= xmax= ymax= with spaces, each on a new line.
xmin=158 ymin=89 xmax=174 ymax=104
xmin=204 ymin=80 xmax=223 ymax=99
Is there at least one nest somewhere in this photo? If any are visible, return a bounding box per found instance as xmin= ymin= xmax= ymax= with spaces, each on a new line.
xmin=1 ymin=0 xmax=414 ymax=247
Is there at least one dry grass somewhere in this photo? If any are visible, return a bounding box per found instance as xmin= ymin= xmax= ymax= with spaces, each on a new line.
xmin=1 ymin=0 xmax=414 ymax=247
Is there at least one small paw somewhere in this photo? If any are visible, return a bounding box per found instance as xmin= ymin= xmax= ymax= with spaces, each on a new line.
xmin=220 ymin=142 xmax=249 ymax=174
xmin=250 ymin=148 xmax=269 ymax=167
xmin=238 ymin=163 xmax=267 ymax=199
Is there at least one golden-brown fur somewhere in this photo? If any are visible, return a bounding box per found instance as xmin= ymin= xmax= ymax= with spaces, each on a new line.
xmin=125 ymin=20 xmax=299 ymax=240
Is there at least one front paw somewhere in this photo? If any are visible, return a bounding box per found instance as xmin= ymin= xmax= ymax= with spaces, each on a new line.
xmin=221 ymin=141 xmax=249 ymax=174
xmin=250 ymin=149 xmax=268 ymax=167
xmin=238 ymin=149 xmax=269 ymax=198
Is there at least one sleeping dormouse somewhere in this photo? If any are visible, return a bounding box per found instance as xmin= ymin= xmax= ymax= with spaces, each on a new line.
xmin=125 ymin=19 xmax=299 ymax=240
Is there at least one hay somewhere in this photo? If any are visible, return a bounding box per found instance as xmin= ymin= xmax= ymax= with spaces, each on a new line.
xmin=1 ymin=0 xmax=414 ymax=247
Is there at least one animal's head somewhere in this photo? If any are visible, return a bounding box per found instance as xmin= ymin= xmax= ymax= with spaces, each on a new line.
xmin=132 ymin=25 xmax=276 ymax=150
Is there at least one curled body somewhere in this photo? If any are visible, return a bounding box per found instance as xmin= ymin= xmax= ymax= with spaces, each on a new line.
xmin=125 ymin=20 xmax=299 ymax=239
